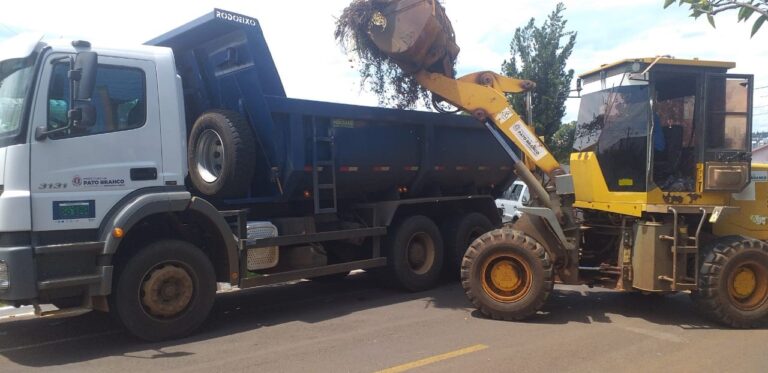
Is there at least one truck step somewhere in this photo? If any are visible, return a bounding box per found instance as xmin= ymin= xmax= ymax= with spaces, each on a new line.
xmin=37 ymin=274 xmax=102 ymax=290
xmin=240 ymin=257 xmax=386 ymax=288
xmin=36 ymin=306 xmax=93 ymax=319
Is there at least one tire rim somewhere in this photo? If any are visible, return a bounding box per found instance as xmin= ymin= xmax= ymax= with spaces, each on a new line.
xmin=481 ymin=252 xmax=532 ymax=303
xmin=727 ymin=261 xmax=768 ymax=311
xmin=195 ymin=129 xmax=224 ymax=183
xmin=140 ymin=262 xmax=195 ymax=319
xmin=406 ymin=232 xmax=436 ymax=275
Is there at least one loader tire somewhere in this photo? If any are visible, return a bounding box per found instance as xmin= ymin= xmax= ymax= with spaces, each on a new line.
xmin=692 ymin=236 xmax=768 ymax=328
xmin=461 ymin=228 xmax=553 ymax=321
xmin=442 ymin=212 xmax=494 ymax=278
xmin=112 ymin=240 xmax=216 ymax=341
xmin=188 ymin=110 xmax=256 ymax=198
xmin=382 ymin=215 xmax=445 ymax=292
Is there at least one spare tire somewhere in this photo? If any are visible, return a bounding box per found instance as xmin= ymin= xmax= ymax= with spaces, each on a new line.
xmin=188 ymin=110 xmax=256 ymax=198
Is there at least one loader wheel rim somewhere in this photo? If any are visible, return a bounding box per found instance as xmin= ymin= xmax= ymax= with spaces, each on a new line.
xmin=406 ymin=232 xmax=435 ymax=275
xmin=140 ymin=263 xmax=195 ymax=319
xmin=727 ymin=261 xmax=768 ymax=311
xmin=481 ymin=253 xmax=532 ymax=303
xmin=196 ymin=129 xmax=225 ymax=183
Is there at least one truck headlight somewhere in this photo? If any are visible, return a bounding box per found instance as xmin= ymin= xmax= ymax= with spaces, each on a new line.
xmin=0 ymin=260 xmax=8 ymax=290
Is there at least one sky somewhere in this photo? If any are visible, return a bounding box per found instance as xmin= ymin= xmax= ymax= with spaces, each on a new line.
xmin=1 ymin=0 xmax=766 ymax=130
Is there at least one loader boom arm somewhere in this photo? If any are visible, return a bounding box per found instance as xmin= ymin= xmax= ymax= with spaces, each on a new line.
xmin=361 ymin=0 xmax=571 ymax=223
xmin=412 ymin=70 xmax=567 ymax=219
xmin=414 ymin=70 xmax=564 ymax=177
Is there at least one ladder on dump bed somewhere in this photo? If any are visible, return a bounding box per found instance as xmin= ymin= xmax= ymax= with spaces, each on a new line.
xmin=312 ymin=118 xmax=338 ymax=214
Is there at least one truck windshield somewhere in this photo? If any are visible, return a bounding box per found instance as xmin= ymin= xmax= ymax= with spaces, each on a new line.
xmin=0 ymin=56 xmax=36 ymax=145
xmin=507 ymin=183 xmax=525 ymax=201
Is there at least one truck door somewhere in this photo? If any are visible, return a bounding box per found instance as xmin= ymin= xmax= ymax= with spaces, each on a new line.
xmin=701 ymin=73 xmax=753 ymax=192
xmin=29 ymin=54 xmax=163 ymax=232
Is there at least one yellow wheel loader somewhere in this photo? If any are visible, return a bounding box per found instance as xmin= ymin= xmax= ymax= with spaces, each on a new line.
xmin=363 ymin=0 xmax=768 ymax=327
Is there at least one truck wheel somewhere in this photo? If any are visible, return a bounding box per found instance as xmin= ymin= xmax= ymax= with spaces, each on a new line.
xmin=112 ymin=240 xmax=216 ymax=341
xmin=442 ymin=213 xmax=493 ymax=278
xmin=384 ymin=215 xmax=445 ymax=292
xmin=188 ymin=110 xmax=256 ymax=198
xmin=461 ymin=228 xmax=553 ymax=320
xmin=692 ymin=236 xmax=768 ymax=328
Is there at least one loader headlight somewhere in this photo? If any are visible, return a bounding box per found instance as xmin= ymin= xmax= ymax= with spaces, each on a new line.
xmin=0 ymin=260 xmax=9 ymax=290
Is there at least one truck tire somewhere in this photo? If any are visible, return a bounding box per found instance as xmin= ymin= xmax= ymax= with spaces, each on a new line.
xmin=188 ymin=110 xmax=256 ymax=198
xmin=692 ymin=236 xmax=768 ymax=328
xmin=461 ymin=228 xmax=553 ymax=321
xmin=383 ymin=215 xmax=445 ymax=292
xmin=112 ymin=240 xmax=216 ymax=341
xmin=442 ymin=213 xmax=493 ymax=278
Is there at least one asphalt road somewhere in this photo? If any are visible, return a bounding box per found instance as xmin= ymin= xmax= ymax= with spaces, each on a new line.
xmin=1 ymin=273 xmax=767 ymax=372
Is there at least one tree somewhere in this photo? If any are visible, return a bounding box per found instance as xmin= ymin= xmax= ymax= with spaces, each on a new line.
xmin=335 ymin=0 xmax=455 ymax=109
xmin=501 ymin=3 xmax=576 ymax=161
xmin=550 ymin=121 xmax=576 ymax=164
xmin=664 ymin=0 xmax=768 ymax=37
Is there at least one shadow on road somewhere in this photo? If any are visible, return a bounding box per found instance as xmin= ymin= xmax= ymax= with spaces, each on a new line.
xmin=472 ymin=286 xmax=766 ymax=331
xmin=0 ymin=272 xmax=468 ymax=368
xmin=0 ymin=275 xmax=762 ymax=368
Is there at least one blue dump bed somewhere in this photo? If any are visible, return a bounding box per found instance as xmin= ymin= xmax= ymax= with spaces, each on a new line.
xmin=147 ymin=9 xmax=514 ymax=206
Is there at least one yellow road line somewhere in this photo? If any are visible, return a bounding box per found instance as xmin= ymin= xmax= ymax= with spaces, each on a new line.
xmin=375 ymin=344 xmax=489 ymax=373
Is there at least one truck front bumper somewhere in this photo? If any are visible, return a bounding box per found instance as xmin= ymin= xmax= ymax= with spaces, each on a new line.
xmin=0 ymin=246 xmax=37 ymax=301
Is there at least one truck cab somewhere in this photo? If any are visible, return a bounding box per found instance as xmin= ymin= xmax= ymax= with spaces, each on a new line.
xmin=0 ymin=31 xmax=188 ymax=306
xmin=495 ymin=180 xmax=529 ymax=223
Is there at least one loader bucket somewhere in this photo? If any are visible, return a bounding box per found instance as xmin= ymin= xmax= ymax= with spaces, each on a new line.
xmin=367 ymin=0 xmax=459 ymax=77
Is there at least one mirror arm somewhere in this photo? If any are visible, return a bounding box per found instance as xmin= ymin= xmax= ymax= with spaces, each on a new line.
xmin=35 ymin=125 xmax=70 ymax=141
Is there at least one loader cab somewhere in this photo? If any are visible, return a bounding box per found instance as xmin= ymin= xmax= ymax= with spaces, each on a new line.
xmin=572 ymin=58 xmax=753 ymax=210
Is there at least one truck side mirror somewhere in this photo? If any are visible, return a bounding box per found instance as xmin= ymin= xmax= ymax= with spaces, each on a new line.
xmin=70 ymin=104 xmax=97 ymax=129
xmin=72 ymin=51 xmax=97 ymax=101
xmin=35 ymin=52 xmax=98 ymax=141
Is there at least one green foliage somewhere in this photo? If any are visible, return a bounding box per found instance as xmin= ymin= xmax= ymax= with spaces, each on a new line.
xmin=550 ymin=121 xmax=576 ymax=164
xmin=501 ymin=3 xmax=576 ymax=155
xmin=335 ymin=0 xmax=434 ymax=109
xmin=664 ymin=0 xmax=768 ymax=37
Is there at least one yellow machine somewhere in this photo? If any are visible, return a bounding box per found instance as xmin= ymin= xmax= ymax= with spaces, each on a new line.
xmin=365 ymin=0 xmax=768 ymax=327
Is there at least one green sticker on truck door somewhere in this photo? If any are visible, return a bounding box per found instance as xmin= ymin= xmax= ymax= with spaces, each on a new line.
xmin=53 ymin=200 xmax=95 ymax=221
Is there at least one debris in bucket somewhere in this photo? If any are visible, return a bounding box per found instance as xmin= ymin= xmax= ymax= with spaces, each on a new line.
xmin=335 ymin=0 xmax=457 ymax=110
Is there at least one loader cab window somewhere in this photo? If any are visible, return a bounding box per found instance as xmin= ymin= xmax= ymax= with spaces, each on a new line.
xmin=48 ymin=62 xmax=146 ymax=138
xmin=705 ymin=75 xmax=750 ymax=151
xmin=651 ymin=73 xmax=698 ymax=191
xmin=576 ymin=84 xmax=650 ymax=192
